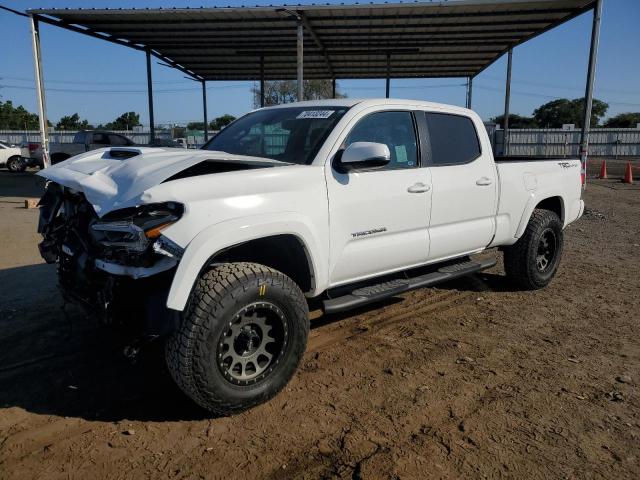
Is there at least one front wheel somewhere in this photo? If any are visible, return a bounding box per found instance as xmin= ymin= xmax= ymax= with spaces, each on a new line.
xmin=503 ymin=209 xmax=564 ymax=290
xmin=165 ymin=262 xmax=309 ymax=415
xmin=6 ymin=156 xmax=25 ymax=173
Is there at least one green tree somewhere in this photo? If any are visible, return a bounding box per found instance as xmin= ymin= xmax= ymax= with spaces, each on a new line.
xmin=251 ymin=79 xmax=345 ymax=108
xmin=0 ymin=100 xmax=42 ymax=129
xmin=489 ymin=113 xmax=538 ymax=129
xmin=533 ymin=98 xmax=608 ymax=128
xmin=186 ymin=122 xmax=205 ymax=131
xmin=105 ymin=112 xmax=141 ymax=130
xmin=56 ymin=113 xmax=92 ymax=130
xmin=210 ymin=114 xmax=236 ymax=131
xmin=603 ymin=112 xmax=640 ymax=128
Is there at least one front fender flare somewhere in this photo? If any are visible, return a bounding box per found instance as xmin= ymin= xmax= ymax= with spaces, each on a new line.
xmin=165 ymin=213 xmax=326 ymax=311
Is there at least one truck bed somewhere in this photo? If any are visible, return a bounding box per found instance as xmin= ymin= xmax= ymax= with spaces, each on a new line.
xmin=494 ymin=156 xmax=580 ymax=163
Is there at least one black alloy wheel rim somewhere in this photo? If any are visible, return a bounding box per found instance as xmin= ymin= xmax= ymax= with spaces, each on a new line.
xmin=536 ymin=228 xmax=557 ymax=272
xmin=217 ymin=302 xmax=288 ymax=386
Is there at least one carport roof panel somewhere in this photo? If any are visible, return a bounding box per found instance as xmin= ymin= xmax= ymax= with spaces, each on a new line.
xmin=29 ymin=0 xmax=596 ymax=81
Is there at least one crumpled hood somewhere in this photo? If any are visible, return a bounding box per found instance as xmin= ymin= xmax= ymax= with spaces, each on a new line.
xmin=37 ymin=147 xmax=283 ymax=216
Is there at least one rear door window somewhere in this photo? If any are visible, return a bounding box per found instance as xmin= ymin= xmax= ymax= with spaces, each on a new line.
xmin=424 ymin=113 xmax=481 ymax=166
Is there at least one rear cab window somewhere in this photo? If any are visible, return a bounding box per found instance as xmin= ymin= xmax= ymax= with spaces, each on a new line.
xmin=422 ymin=112 xmax=481 ymax=166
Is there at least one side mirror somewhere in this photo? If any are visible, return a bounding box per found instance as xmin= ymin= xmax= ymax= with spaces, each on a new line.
xmin=335 ymin=141 xmax=391 ymax=173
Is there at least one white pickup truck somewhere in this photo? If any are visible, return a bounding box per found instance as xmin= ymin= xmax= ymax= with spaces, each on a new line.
xmin=37 ymin=99 xmax=584 ymax=415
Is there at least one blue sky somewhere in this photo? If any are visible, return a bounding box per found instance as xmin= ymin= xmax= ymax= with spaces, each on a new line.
xmin=1 ymin=0 xmax=639 ymax=126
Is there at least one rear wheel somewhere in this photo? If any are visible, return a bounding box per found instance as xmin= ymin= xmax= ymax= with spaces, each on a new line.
xmin=503 ymin=209 xmax=564 ymax=290
xmin=165 ymin=262 xmax=309 ymax=415
xmin=6 ymin=156 xmax=25 ymax=173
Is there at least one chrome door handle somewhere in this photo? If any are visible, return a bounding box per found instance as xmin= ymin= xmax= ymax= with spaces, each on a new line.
xmin=407 ymin=182 xmax=431 ymax=193
xmin=476 ymin=177 xmax=493 ymax=186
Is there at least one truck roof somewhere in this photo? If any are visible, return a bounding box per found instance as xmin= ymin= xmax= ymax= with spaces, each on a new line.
xmin=265 ymin=98 xmax=473 ymax=114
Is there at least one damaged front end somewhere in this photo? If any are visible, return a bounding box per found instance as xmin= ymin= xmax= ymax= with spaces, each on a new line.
xmin=38 ymin=181 xmax=183 ymax=336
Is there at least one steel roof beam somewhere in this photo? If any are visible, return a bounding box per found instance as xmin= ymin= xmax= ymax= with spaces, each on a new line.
xmin=167 ymin=48 xmax=500 ymax=58
xmin=44 ymin=7 xmax=577 ymax=26
xmin=181 ymin=58 xmax=493 ymax=66
xmin=125 ymin=30 xmax=536 ymax=42
xmin=158 ymin=41 xmax=511 ymax=52
xmin=195 ymin=66 xmax=482 ymax=74
xmin=143 ymin=35 xmax=525 ymax=46
xmin=471 ymin=2 xmax=594 ymax=79
xmin=30 ymin=13 xmax=202 ymax=80
xmin=98 ymin=20 xmax=554 ymax=35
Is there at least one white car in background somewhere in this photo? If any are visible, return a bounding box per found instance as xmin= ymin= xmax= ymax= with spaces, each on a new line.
xmin=0 ymin=141 xmax=24 ymax=172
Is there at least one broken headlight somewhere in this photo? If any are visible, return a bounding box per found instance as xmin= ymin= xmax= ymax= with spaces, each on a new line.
xmin=90 ymin=202 xmax=184 ymax=253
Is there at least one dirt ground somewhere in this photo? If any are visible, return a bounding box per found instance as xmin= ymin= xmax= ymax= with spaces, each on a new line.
xmin=0 ymin=164 xmax=638 ymax=480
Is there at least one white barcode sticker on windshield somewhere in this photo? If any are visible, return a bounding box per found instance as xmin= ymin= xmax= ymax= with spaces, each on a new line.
xmin=296 ymin=110 xmax=334 ymax=119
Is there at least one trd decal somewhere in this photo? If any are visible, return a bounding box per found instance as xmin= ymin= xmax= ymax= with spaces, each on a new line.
xmin=557 ymin=162 xmax=576 ymax=168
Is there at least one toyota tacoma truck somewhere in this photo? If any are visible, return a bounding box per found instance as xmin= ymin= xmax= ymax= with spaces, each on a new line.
xmin=36 ymin=99 xmax=584 ymax=415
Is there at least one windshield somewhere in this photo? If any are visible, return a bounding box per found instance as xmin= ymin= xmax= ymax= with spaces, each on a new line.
xmin=202 ymin=106 xmax=350 ymax=164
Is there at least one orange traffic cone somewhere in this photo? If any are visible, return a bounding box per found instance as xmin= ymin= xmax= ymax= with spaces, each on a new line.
xmin=623 ymin=161 xmax=634 ymax=184
xmin=599 ymin=160 xmax=607 ymax=179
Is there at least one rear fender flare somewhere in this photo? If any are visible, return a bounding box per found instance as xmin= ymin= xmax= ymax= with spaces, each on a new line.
xmin=515 ymin=192 xmax=565 ymax=238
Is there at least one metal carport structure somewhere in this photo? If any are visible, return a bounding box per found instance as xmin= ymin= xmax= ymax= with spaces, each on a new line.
xmin=1 ymin=0 xmax=602 ymax=177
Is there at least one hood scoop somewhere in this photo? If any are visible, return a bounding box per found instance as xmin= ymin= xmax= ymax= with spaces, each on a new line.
xmin=107 ymin=148 xmax=141 ymax=160
xmin=162 ymin=159 xmax=275 ymax=183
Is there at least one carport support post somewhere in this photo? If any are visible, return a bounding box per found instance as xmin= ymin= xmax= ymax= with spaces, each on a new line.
xmin=385 ymin=53 xmax=391 ymax=98
xmin=466 ymin=76 xmax=473 ymax=109
xmin=30 ymin=16 xmax=49 ymax=168
xmin=580 ymin=0 xmax=603 ymax=186
xmin=332 ymin=78 xmax=336 ymax=99
xmin=202 ymin=80 xmax=208 ymax=142
xmin=260 ymin=56 xmax=265 ymax=108
xmin=503 ymin=48 xmax=513 ymax=156
xmin=145 ymin=49 xmax=155 ymax=145
xmin=297 ymin=19 xmax=304 ymax=101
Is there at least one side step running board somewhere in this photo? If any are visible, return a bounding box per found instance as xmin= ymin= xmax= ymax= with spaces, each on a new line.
xmin=322 ymin=258 xmax=496 ymax=314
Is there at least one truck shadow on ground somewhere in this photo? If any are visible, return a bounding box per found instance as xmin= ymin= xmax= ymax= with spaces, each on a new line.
xmin=0 ymin=264 xmax=512 ymax=424
xmin=0 ymin=263 xmax=207 ymax=423
xmin=0 ymin=170 xmax=45 ymax=200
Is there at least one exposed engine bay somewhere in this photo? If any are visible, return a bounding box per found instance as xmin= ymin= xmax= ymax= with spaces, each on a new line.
xmin=38 ymin=181 xmax=182 ymax=336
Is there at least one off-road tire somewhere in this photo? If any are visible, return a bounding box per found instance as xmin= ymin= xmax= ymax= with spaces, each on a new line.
xmin=7 ymin=156 xmax=25 ymax=173
xmin=165 ymin=262 xmax=309 ymax=415
xmin=503 ymin=209 xmax=564 ymax=290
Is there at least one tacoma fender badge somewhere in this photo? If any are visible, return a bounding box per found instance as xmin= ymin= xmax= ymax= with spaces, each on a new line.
xmin=351 ymin=227 xmax=387 ymax=238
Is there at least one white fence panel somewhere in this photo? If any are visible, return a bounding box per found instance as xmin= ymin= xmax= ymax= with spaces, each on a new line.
xmin=0 ymin=129 xmax=172 ymax=146
xmin=489 ymin=127 xmax=640 ymax=157
xmin=3 ymin=128 xmax=640 ymax=157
